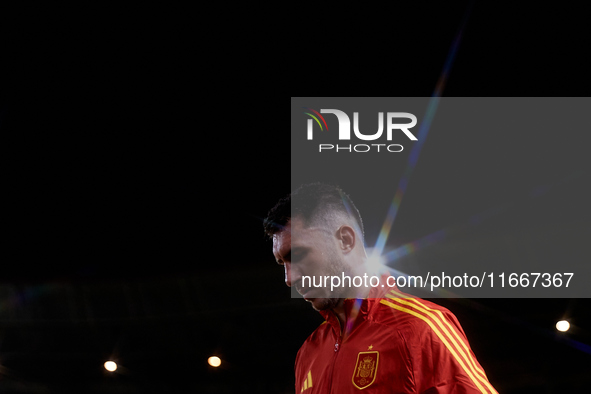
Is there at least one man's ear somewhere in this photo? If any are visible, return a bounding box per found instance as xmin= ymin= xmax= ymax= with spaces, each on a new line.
xmin=336 ymin=225 xmax=356 ymax=253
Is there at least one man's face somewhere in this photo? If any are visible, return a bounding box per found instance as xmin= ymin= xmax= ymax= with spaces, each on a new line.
xmin=272 ymin=217 xmax=347 ymax=311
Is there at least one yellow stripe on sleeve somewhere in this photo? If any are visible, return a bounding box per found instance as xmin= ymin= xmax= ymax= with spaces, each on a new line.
xmin=389 ymin=290 xmax=488 ymax=378
xmin=385 ymin=294 xmax=497 ymax=394
xmin=380 ymin=299 xmax=493 ymax=394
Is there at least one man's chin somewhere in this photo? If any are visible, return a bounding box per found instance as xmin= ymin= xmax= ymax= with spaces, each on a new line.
xmin=307 ymin=297 xmax=339 ymax=311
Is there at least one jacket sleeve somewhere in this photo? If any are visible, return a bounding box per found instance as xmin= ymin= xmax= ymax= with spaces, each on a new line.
xmin=294 ymin=347 xmax=302 ymax=393
xmin=405 ymin=310 xmax=498 ymax=394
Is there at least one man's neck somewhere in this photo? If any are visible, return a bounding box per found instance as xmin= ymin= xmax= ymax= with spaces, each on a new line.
xmin=330 ymin=286 xmax=371 ymax=335
xmin=331 ymin=300 xmax=347 ymax=336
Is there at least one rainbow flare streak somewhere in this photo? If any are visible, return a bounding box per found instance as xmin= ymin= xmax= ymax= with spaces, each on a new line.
xmin=372 ymin=3 xmax=472 ymax=256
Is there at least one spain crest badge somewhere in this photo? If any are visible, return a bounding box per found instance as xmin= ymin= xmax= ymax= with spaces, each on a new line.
xmin=352 ymin=351 xmax=379 ymax=389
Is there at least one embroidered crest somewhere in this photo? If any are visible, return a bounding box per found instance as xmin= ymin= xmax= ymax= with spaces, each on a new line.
xmin=352 ymin=351 xmax=379 ymax=389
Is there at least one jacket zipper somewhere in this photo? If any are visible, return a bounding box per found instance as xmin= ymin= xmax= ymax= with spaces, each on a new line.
xmin=327 ymin=311 xmax=343 ymax=394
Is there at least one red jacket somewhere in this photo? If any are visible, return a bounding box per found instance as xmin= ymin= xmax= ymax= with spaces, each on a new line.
xmin=295 ymin=282 xmax=497 ymax=393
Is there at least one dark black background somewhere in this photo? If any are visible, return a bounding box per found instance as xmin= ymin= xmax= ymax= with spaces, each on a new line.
xmin=1 ymin=2 xmax=590 ymax=393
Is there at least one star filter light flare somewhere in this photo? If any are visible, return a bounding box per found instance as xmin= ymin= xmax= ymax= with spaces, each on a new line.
xmin=372 ymin=2 xmax=472 ymax=257
xmin=365 ymin=248 xmax=387 ymax=274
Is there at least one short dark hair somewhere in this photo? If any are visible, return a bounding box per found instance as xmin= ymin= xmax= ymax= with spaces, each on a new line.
xmin=263 ymin=182 xmax=364 ymax=241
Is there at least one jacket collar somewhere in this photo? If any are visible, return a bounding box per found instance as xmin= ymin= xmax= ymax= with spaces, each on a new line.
xmin=319 ymin=274 xmax=394 ymax=339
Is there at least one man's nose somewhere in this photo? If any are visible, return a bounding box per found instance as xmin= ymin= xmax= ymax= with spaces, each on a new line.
xmin=284 ymin=262 xmax=300 ymax=287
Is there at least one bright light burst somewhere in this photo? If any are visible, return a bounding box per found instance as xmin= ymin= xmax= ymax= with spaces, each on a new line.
xmin=365 ymin=248 xmax=387 ymax=274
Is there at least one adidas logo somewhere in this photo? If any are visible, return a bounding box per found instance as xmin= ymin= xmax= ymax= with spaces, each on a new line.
xmin=301 ymin=370 xmax=313 ymax=392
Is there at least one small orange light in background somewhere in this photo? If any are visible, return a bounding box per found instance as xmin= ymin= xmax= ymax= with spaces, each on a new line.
xmin=104 ymin=361 xmax=118 ymax=372
xmin=208 ymin=356 xmax=221 ymax=367
xmin=556 ymin=320 xmax=570 ymax=332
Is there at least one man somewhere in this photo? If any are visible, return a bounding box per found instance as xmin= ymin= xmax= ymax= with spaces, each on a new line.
xmin=264 ymin=182 xmax=497 ymax=393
